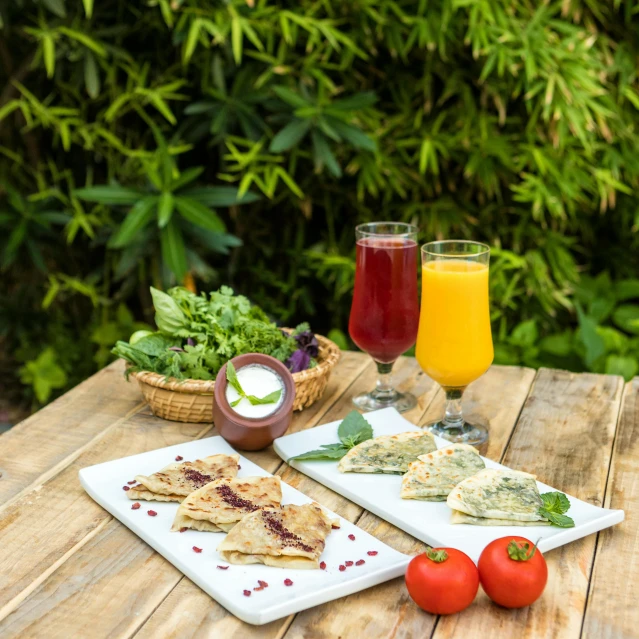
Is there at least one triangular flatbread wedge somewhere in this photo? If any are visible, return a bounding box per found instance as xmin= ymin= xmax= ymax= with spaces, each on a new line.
xmin=400 ymin=444 xmax=485 ymax=501
xmin=338 ymin=431 xmax=436 ymax=475
xmin=217 ymin=503 xmax=337 ymax=569
xmin=127 ymin=454 xmax=239 ymax=503
xmin=450 ymin=511 xmax=551 ymax=526
xmin=447 ymin=468 xmax=547 ymax=523
xmin=171 ymin=475 xmax=282 ymax=532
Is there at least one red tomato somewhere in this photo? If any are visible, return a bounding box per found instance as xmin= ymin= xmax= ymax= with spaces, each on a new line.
xmin=405 ymin=548 xmax=479 ymax=615
xmin=478 ymin=536 xmax=548 ymax=609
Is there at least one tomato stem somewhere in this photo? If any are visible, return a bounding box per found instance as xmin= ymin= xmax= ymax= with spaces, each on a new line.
xmin=507 ymin=538 xmax=541 ymax=561
xmin=425 ymin=548 xmax=448 ymax=563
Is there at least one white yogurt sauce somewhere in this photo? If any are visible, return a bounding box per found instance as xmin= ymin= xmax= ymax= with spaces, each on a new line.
xmin=225 ymin=364 xmax=285 ymax=419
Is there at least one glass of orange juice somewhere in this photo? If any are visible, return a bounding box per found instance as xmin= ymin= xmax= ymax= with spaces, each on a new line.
xmin=415 ymin=240 xmax=493 ymax=444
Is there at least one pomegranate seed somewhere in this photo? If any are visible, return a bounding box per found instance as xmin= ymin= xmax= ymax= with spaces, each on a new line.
xmin=192 ymin=546 xmax=202 ymax=553
xmin=284 ymin=578 xmax=293 ymax=586
xmin=348 ymin=534 xmax=356 ymax=541
xmin=179 ymin=527 xmax=187 ymax=533
xmin=127 ymin=480 xmax=136 ymax=485
xmin=131 ymin=502 xmax=141 ymax=510
xmin=217 ymin=565 xmax=229 ymax=570
xmin=345 ymin=561 xmax=353 ymax=567
xmin=237 ymin=465 xmax=241 ymax=469
xmin=320 ymin=561 xmax=327 ymax=570
xmin=356 ymin=559 xmax=365 ymax=566
xmin=175 ymin=455 xmax=183 ymax=461
xmin=122 ymin=486 xmax=130 ymax=491
xmin=147 ymin=510 xmax=157 ymax=517
xmin=339 ymin=565 xmax=346 ymax=572
xmin=243 ymin=590 xmax=251 ymax=597
xmin=258 ymin=580 xmax=268 ymax=588
xmin=367 ymin=551 xmax=378 ymax=556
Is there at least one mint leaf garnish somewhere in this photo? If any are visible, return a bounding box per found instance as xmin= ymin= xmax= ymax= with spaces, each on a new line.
xmin=226 ymin=362 xmax=282 ymax=408
xmin=289 ymin=444 xmax=348 ymax=462
xmin=247 ymin=390 xmax=282 ymax=405
xmin=539 ymin=491 xmax=574 ymax=527
xmin=226 ymin=361 xmax=244 ymax=395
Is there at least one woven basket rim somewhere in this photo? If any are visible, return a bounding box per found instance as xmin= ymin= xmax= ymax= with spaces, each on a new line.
xmin=128 ymin=332 xmax=341 ymax=395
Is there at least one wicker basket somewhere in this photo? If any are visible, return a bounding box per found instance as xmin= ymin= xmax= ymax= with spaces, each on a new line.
xmin=127 ymin=333 xmax=341 ymax=423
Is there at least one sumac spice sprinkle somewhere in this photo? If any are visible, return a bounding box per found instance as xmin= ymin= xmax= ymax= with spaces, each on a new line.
xmin=332 ymin=523 xmax=340 ymax=529
xmin=284 ymin=578 xmax=293 ymax=586
xmin=243 ymin=590 xmax=251 ymax=597
xmin=127 ymin=480 xmax=136 ymax=485
xmin=184 ymin=468 xmax=213 ymax=488
xmin=217 ymin=565 xmax=229 ymax=570
xmin=122 ymin=486 xmax=130 ymax=491
xmin=367 ymin=551 xmax=378 ymax=556
xmin=356 ymin=559 xmax=365 ymax=566
xmin=131 ymin=502 xmax=141 ymax=510
xmin=147 ymin=510 xmax=157 ymax=517
xmin=320 ymin=561 xmax=326 ymax=570
xmin=339 ymin=565 xmax=346 ymax=572
xmin=175 ymin=455 xmax=183 ymax=461
xmin=258 ymin=580 xmax=268 ymax=588
xmin=261 ymin=511 xmax=313 ymax=553
xmin=345 ymin=561 xmax=353 ymax=567
xmin=348 ymin=533 xmax=356 ymax=541
xmin=179 ymin=527 xmax=187 ymax=533
xmin=192 ymin=546 xmax=202 ymax=553
xmin=215 ymin=485 xmax=259 ymax=511
xmin=254 ymin=586 xmax=264 ymax=591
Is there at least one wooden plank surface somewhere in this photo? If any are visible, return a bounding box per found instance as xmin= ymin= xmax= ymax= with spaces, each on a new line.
xmin=432 ymin=368 xmax=624 ymax=639
xmin=0 ymin=361 xmax=142 ymax=507
xmin=582 ymin=378 xmax=639 ymax=639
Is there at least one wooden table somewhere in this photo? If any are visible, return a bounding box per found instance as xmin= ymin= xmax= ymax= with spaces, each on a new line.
xmin=0 ymin=353 xmax=637 ymax=638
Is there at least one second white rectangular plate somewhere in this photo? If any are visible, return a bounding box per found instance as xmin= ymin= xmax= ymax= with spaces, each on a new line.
xmin=79 ymin=436 xmax=410 ymax=625
xmin=273 ymin=407 xmax=624 ymax=561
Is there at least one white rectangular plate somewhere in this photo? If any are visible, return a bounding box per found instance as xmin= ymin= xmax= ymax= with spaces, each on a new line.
xmin=79 ymin=436 xmax=411 ymax=626
xmin=274 ymin=407 xmax=624 ymax=562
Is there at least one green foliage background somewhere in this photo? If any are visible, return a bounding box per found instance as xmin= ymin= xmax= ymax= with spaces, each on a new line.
xmin=2 ymin=0 xmax=639 ymax=410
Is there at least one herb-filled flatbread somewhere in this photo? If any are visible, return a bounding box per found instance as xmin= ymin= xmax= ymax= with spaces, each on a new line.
xmin=128 ymin=454 xmax=240 ymax=502
xmin=171 ymin=475 xmax=282 ymax=532
xmin=338 ymin=431 xmax=436 ymax=475
xmin=400 ymin=444 xmax=485 ymax=501
xmin=447 ymin=468 xmax=549 ymax=525
xmin=217 ymin=503 xmax=338 ymax=569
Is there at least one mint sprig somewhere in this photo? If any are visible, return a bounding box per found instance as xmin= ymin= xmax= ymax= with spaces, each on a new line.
xmin=539 ymin=491 xmax=575 ymax=528
xmin=226 ymin=361 xmax=282 ymax=408
xmin=289 ymin=411 xmax=373 ymax=462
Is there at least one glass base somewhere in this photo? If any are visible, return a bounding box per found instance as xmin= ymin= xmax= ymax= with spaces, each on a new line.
xmin=352 ymin=390 xmax=417 ymax=413
xmin=424 ymin=420 xmax=488 ymax=445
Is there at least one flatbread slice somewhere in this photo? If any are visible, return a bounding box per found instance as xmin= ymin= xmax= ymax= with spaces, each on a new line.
xmin=128 ymin=454 xmax=239 ymax=503
xmin=400 ymin=443 xmax=485 ymax=501
xmin=338 ymin=431 xmax=436 ymax=475
xmin=171 ymin=475 xmax=282 ymax=532
xmin=447 ymin=468 xmax=547 ymax=523
xmin=450 ymin=511 xmax=551 ymax=526
xmin=217 ymin=503 xmax=337 ymax=569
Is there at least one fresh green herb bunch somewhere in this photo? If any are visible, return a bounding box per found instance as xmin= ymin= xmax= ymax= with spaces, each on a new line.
xmin=112 ymin=286 xmax=298 ymax=380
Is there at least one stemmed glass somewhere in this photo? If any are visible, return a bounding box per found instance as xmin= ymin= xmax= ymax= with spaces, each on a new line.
xmin=415 ymin=240 xmax=493 ymax=444
xmin=348 ymin=222 xmax=420 ymax=412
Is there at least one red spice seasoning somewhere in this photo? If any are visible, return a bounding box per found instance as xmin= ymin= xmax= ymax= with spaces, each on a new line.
xmin=217 ymin=565 xmax=229 ymax=570
xmin=367 ymin=551 xmax=378 ymax=556
xmin=339 ymin=565 xmax=346 ymax=572
xmin=243 ymin=590 xmax=251 ymax=597
xmin=175 ymin=455 xmax=184 ymax=461
xmin=356 ymin=559 xmax=365 ymax=566
xmin=284 ymin=578 xmax=293 ymax=586
xmin=216 ymin=485 xmax=259 ymax=512
xmin=258 ymin=580 xmax=268 ymax=588
xmin=261 ymin=511 xmax=313 ymax=553
xmin=192 ymin=546 xmax=202 ymax=553
xmin=332 ymin=523 xmax=341 ymax=529
xmin=184 ymin=468 xmax=213 ymax=488
xmin=127 ymin=480 xmax=136 ymax=485
xmin=320 ymin=561 xmax=327 ymax=570
xmin=237 ymin=465 xmax=241 ymax=469
xmin=254 ymin=586 xmax=264 ymax=592
xmin=345 ymin=561 xmax=353 ymax=567
xmin=179 ymin=527 xmax=187 ymax=533
xmin=122 ymin=486 xmax=130 ymax=491
xmin=147 ymin=510 xmax=157 ymax=517
xmin=131 ymin=502 xmax=141 ymax=510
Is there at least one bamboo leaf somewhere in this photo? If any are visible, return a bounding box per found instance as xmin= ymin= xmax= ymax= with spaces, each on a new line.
xmin=175 ymin=197 xmax=225 ymax=232
xmin=42 ymin=35 xmax=55 ymax=79
xmin=108 ymin=197 xmax=157 ymax=248
xmin=157 ymin=191 xmax=174 ymax=228
xmin=269 ymin=119 xmax=311 ymax=152
xmin=311 ymin=129 xmax=341 ymax=177
xmin=84 ymin=51 xmax=100 ymax=99
xmin=74 ymin=185 xmax=143 ymax=205
xmin=82 ymin=0 xmax=93 ymax=18
xmin=160 ymin=219 xmax=188 ymax=280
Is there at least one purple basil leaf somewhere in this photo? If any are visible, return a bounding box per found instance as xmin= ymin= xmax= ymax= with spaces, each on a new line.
xmin=286 ymin=349 xmax=310 ymax=373
xmin=187 ymin=337 xmax=195 ymax=346
xmin=294 ymin=331 xmax=319 ymax=357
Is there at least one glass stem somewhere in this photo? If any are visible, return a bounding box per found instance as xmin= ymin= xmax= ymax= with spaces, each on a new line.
xmin=442 ymin=387 xmax=465 ymax=429
xmin=372 ymin=361 xmax=398 ymax=402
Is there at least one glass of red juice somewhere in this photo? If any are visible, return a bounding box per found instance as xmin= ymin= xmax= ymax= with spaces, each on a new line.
xmin=348 ymin=222 xmax=420 ymax=412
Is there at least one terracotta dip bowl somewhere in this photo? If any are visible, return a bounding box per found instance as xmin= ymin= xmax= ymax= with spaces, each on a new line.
xmin=213 ymin=353 xmax=296 ymax=451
